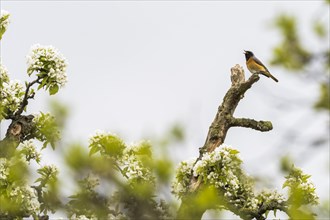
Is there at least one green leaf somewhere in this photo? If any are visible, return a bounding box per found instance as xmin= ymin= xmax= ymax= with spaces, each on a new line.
xmin=0 ymin=13 xmax=10 ymax=40
xmin=0 ymin=28 xmax=5 ymax=40
xmin=38 ymin=77 xmax=48 ymax=90
xmin=49 ymin=84 xmax=59 ymax=95
xmin=314 ymin=82 xmax=330 ymax=111
xmin=229 ymin=149 xmax=240 ymax=155
xmin=274 ymin=209 xmax=277 ymax=217
xmin=42 ymin=141 xmax=48 ymax=150
xmin=50 ymin=141 xmax=55 ymax=150
xmin=34 ymin=112 xmax=60 ymax=150
xmin=35 ymin=177 xmax=43 ymax=183
xmin=102 ymin=135 xmax=125 ymax=157
xmin=265 ymin=210 xmax=269 ymax=218
xmin=282 ymin=181 xmax=289 ymax=189
xmin=89 ymin=145 xmax=99 ymax=156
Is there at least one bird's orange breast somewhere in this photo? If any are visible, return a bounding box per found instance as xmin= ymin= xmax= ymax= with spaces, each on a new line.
xmin=246 ymin=58 xmax=267 ymax=74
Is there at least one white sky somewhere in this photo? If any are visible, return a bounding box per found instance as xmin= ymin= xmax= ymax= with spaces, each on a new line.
xmin=1 ymin=1 xmax=329 ymax=218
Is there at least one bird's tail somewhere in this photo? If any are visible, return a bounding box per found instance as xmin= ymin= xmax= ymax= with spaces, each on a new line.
xmin=262 ymin=71 xmax=279 ymax=82
xmin=269 ymin=73 xmax=279 ymax=82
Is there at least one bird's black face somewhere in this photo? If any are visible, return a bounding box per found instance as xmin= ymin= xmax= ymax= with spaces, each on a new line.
xmin=244 ymin=50 xmax=254 ymax=61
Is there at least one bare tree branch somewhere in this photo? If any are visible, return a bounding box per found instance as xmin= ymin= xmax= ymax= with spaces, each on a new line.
xmin=230 ymin=118 xmax=273 ymax=131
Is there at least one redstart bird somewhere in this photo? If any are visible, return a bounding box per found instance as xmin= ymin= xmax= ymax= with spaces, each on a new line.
xmin=244 ymin=50 xmax=278 ymax=82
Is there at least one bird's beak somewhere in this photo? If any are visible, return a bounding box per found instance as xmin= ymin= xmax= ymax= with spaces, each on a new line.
xmin=243 ymin=50 xmax=246 ymax=54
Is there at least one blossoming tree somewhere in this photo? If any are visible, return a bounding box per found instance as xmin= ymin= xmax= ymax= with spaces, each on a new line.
xmin=0 ymin=10 xmax=319 ymax=220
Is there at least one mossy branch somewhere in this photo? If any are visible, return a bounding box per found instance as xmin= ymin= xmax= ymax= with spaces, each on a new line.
xmin=230 ymin=118 xmax=273 ymax=131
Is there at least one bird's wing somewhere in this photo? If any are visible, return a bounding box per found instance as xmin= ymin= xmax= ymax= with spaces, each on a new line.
xmin=253 ymin=56 xmax=270 ymax=72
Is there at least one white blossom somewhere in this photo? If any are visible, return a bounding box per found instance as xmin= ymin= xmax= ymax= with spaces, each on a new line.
xmin=71 ymin=214 xmax=97 ymax=220
xmin=173 ymin=144 xmax=248 ymax=199
xmin=0 ymin=79 xmax=25 ymax=114
xmin=121 ymin=152 xmax=152 ymax=181
xmin=0 ymin=158 xmax=9 ymax=182
xmin=19 ymin=140 xmax=41 ymax=163
xmin=108 ymin=213 xmax=127 ymax=220
xmin=224 ymin=191 xmax=232 ymax=197
xmin=9 ymin=185 xmax=40 ymax=214
xmin=284 ymin=166 xmax=319 ymax=205
xmin=0 ymin=63 xmax=9 ymax=84
xmin=0 ymin=10 xmax=10 ymax=30
xmin=26 ymin=44 xmax=68 ymax=87
xmin=88 ymin=130 xmax=120 ymax=146
xmin=47 ymin=164 xmax=59 ymax=175
xmin=85 ymin=174 xmax=100 ymax=189
xmin=125 ymin=140 xmax=152 ymax=153
xmin=172 ymin=158 xmax=195 ymax=197
xmin=121 ymin=140 xmax=153 ymax=182
xmin=89 ymin=130 xmax=110 ymax=145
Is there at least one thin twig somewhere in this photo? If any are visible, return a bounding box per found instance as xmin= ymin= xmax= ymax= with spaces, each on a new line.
xmin=13 ymin=76 xmax=41 ymax=118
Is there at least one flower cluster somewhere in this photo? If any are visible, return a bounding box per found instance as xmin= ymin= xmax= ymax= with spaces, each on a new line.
xmin=172 ymin=145 xmax=274 ymax=213
xmin=0 ymin=78 xmax=25 ymax=117
xmin=173 ymin=145 xmax=245 ymax=199
xmin=26 ymin=44 xmax=68 ymax=94
xmin=107 ymin=213 xmax=127 ymax=220
xmin=39 ymin=164 xmax=59 ymax=180
xmin=70 ymin=214 xmax=97 ymax=220
xmin=283 ymin=166 xmax=319 ymax=206
xmin=80 ymin=174 xmax=100 ymax=191
xmin=0 ymin=10 xmax=10 ymax=39
xmin=257 ymin=190 xmax=285 ymax=204
xmin=19 ymin=140 xmax=41 ymax=163
xmin=0 ymin=10 xmax=10 ymax=27
xmin=89 ymin=131 xmax=155 ymax=183
xmin=193 ymin=146 xmax=242 ymax=189
xmin=9 ymin=185 xmax=40 ymax=214
xmin=171 ymin=159 xmax=195 ymax=197
xmin=0 ymin=63 xmax=9 ymax=85
xmin=121 ymin=141 xmax=154 ymax=183
xmin=0 ymin=158 xmax=9 ymax=185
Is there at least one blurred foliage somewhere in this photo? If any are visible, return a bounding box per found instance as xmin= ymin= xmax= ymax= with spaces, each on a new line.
xmin=89 ymin=132 xmax=126 ymax=158
xmin=35 ymin=165 xmax=61 ymax=215
xmin=49 ymin=100 xmax=69 ymax=130
xmin=280 ymin=154 xmax=294 ymax=173
xmin=271 ymin=5 xmax=329 ymax=217
xmin=283 ymin=167 xmax=319 ymax=206
xmin=66 ymin=175 xmax=110 ymax=219
xmin=271 ymin=15 xmax=311 ymax=71
xmin=62 ymin=123 xmax=184 ymax=219
xmin=270 ymin=2 xmax=330 ymax=112
xmin=313 ymin=20 xmax=327 ymax=39
xmin=33 ymin=112 xmax=61 ymax=149
xmin=283 ymin=166 xmax=319 ymax=219
xmin=158 ymin=123 xmax=185 ymax=148
xmin=314 ymin=82 xmax=330 ymax=111
xmin=64 ymin=133 xmax=174 ymax=219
